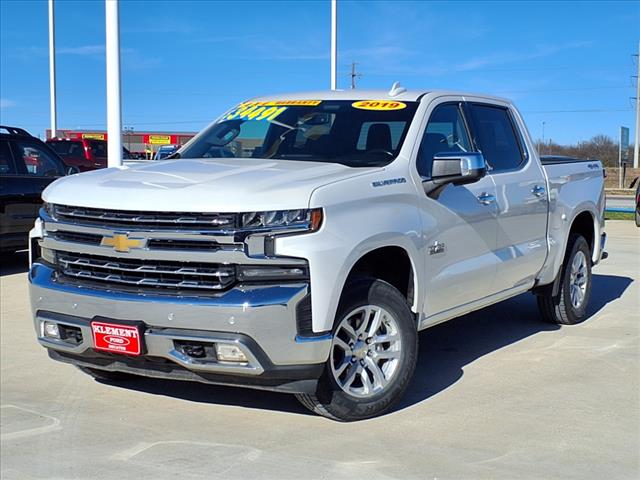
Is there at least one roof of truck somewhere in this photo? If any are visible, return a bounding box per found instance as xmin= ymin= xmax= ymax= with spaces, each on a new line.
xmin=249 ymin=88 xmax=511 ymax=104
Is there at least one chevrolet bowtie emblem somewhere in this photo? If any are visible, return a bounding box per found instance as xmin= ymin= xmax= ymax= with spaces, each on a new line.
xmin=101 ymin=233 xmax=144 ymax=252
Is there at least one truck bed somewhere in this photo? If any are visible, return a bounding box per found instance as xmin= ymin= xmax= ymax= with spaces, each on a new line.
xmin=540 ymin=155 xmax=595 ymax=165
xmin=537 ymin=158 xmax=606 ymax=287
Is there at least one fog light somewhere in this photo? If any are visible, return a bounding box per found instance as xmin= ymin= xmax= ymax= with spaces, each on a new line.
xmin=215 ymin=344 xmax=248 ymax=363
xmin=43 ymin=321 xmax=60 ymax=339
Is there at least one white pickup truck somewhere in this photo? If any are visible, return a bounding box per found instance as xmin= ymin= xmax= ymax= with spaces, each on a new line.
xmin=29 ymin=87 xmax=606 ymax=421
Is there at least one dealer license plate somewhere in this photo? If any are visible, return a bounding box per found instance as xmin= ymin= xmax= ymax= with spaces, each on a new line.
xmin=91 ymin=321 xmax=142 ymax=355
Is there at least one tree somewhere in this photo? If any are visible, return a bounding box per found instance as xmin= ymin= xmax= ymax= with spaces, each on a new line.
xmin=534 ymin=134 xmax=633 ymax=167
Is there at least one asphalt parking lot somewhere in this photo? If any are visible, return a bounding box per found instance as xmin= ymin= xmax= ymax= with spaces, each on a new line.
xmin=1 ymin=220 xmax=638 ymax=480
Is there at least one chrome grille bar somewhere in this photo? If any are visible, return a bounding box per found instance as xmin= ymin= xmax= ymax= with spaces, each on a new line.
xmin=50 ymin=204 xmax=238 ymax=230
xmin=60 ymin=270 xmax=227 ymax=290
xmin=57 ymin=255 xmax=234 ymax=278
xmin=54 ymin=252 xmax=236 ymax=292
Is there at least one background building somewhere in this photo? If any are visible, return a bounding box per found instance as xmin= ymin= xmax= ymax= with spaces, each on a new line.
xmin=46 ymin=129 xmax=197 ymax=158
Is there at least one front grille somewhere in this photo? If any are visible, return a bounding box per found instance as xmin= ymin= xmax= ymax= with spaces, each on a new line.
xmin=147 ymin=239 xmax=237 ymax=251
xmin=52 ymin=231 xmax=102 ymax=246
xmin=51 ymin=230 xmax=238 ymax=252
xmin=54 ymin=251 xmax=236 ymax=294
xmin=50 ymin=204 xmax=238 ymax=231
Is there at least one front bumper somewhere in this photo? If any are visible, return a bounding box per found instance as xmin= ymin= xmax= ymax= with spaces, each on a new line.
xmin=29 ymin=263 xmax=331 ymax=393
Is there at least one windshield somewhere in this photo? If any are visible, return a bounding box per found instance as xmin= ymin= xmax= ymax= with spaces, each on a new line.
xmin=178 ymin=100 xmax=419 ymax=167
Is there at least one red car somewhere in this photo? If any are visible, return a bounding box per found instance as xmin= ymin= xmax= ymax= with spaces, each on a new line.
xmin=46 ymin=138 xmax=131 ymax=171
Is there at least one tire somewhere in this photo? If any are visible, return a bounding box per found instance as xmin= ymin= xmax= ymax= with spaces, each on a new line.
xmin=296 ymin=278 xmax=418 ymax=421
xmin=537 ymin=234 xmax=592 ymax=325
xmin=77 ymin=366 xmax=136 ymax=382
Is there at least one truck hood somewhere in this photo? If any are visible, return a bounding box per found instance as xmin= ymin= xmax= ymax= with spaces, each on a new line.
xmin=43 ymin=158 xmax=379 ymax=211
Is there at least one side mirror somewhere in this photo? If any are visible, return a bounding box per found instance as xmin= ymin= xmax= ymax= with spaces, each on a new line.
xmin=423 ymin=152 xmax=486 ymax=196
xmin=432 ymin=152 xmax=486 ymax=185
xmin=66 ymin=166 xmax=80 ymax=176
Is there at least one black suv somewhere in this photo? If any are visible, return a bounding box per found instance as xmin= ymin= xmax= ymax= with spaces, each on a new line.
xmin=1 ymin=126 xmax=74 ymax=253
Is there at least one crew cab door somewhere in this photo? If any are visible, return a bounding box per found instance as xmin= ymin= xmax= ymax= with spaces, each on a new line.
xmin=466 ymin=102 xmax=548 ymax=291
xmin=8 ymin=139 xmax=65 ymax=237
xmin=0 ymin=140 xmax=26 ymax=250
xmin=415 ymin=101 xmax=500 ymax=317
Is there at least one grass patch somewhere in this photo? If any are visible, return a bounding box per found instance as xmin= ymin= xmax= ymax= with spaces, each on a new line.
xmin=605 ymin=211 xmax=635 ymax=221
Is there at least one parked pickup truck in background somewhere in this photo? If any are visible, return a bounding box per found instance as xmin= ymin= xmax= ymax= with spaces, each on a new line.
xmin=29 ymin=87 xmax=606 ymax=420
xmin=46 ymin=137 xmax=132 ymax=172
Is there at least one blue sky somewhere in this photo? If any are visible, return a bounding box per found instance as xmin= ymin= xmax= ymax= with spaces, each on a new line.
xmin=0 ymin=0 xmax=638 ymax=144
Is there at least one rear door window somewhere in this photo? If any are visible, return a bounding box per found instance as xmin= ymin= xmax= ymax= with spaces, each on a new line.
xmin=11 ymin=141 xmax=64 ymax=177
xmin=89 ymin=140 xmax=107 ymax=159
xmin=467 ymin=104 xmax=525 ymax=172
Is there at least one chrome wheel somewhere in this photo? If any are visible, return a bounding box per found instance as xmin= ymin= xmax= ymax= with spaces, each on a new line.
xmin=569 ymin=250 xmax=588 ymax=309
xmin=330 ymin=305 xmax=402 ymax=398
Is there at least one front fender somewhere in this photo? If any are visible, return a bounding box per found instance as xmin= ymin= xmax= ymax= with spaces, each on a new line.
xmin=276 ymin=169 xmax=424 ymax=333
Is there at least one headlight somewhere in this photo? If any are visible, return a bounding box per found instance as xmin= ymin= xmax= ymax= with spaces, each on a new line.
xmin=237 ymin=265 xmax=309 ymax=282
xmin=40 ymin=246 xmax=56 ymax=264
xmin=42 ymin=202 xmax=56 ymax=220
xmin=241 ymin=208 xmax=322 ymax=231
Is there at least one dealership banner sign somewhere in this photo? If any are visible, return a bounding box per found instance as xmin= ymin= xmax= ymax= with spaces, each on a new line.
xmin=144 ymin=134 xmax=176 ymax=145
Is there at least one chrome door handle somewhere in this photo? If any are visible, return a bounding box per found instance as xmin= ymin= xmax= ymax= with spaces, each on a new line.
xmin=532 ymin=185 xmax=546 ymax=197
xmin=477 ymin=192 xmax=496 ymax=205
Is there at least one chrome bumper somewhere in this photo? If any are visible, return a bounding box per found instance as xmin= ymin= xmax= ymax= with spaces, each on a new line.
xmin=29 ymin=263 xmax=331 ymax=378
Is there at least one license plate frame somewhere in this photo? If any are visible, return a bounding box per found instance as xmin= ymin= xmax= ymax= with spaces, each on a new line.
xmin=90 ymin=319 xmax=144 ymax=356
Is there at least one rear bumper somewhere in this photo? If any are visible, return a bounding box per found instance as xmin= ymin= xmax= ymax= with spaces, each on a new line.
xmin=29 ymin=262 xmax=331 ymax=392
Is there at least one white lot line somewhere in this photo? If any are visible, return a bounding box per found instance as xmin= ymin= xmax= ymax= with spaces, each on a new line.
xmin=111 ymin=440 xmax=265 ymax=478
xmin=111 ymin=439 xmax=264 ymax=462
xmin=0 ymin=404 xmax=61 ymax=441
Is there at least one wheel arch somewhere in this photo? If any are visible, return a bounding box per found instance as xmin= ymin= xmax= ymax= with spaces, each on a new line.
xmin=535 ymin=207 xmax=598 ymax=298
xmin=338 ymin=242 xmax=422 ymax=327
xmin=569 ymin=209 xmax=596 ymax=259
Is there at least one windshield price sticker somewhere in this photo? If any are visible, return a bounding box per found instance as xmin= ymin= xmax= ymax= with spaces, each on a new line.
xmin=352 ymin=100 xmax=407 ymax=111
xmin=240 ymin=100 xmax=322 ymax=107
xmin=223 ymin=105 xmax=288 ymax=122
xmin=222 ymin=100 xmax=323 ymax=122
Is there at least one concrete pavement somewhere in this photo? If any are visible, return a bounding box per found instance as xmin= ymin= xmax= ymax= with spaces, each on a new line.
xmin=1 ymin=221 xmax=639 ymax=479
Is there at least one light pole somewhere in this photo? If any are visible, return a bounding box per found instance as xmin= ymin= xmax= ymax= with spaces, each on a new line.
xmin=330 ymin=0 xmax=337 ymax=90
xmin=634 ymin=41 xmax=639 ymax=168
xmin=541 ymin=121 xmax=546 ymax=154
xmin=105 ymin=0 xmax=123 ymax=168
xmin=48 ymin=0 xmax=57 ymax=138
